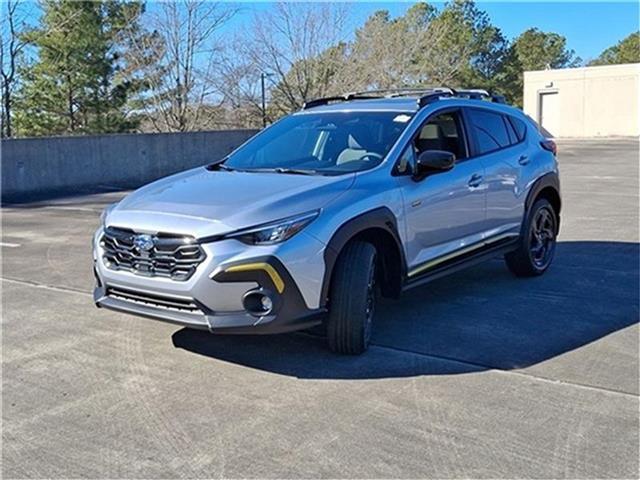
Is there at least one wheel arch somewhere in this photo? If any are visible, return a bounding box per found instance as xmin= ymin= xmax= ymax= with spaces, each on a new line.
xmin=525 ymin=172 xmax=561 ymax=232
xmin=321 ymin=207 xmax=405 ymax=308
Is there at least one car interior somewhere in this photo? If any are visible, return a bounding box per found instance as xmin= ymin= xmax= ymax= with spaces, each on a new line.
xmin=414 ymin=112 xmax=467 ymax=160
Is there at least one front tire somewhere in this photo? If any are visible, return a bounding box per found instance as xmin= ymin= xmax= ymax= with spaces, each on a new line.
xmin=327 ymin=241 xmax=377 ymax=355
xmin=505 ymin=198 xmax=558 ymax=277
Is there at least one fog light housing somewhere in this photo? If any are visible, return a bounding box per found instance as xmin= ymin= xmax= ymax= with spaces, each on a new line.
xmin=243 ymin=289 xmax=276 ymax=317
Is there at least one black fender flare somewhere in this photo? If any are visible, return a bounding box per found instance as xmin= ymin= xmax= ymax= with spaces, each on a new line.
xmin=320 ymin=207 xmax=406 ymax=307
xmin=523 ymin=171 xmax=562 ymax=232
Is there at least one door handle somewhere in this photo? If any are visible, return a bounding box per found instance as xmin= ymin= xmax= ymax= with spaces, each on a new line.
xmin=468 ymin=174 xmax=483 ymax=188
xmin=518 ymin=155 xmax=530 ymax=165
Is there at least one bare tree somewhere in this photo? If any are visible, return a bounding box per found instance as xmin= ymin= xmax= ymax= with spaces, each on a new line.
xmin=0 ymin=0 xmax=32 ymax=138
xmin=125 ymin=0 xmax=236 ymax=132
xmin=215 ymin=44 xmax=264 ymax=127
xmin=217 ymin=2 xmax=474 ymax=124
xmin=219 ymin=2 xmax=349 ymax=119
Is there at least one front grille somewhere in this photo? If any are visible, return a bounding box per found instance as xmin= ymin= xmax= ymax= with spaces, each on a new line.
xmin=106 ymin=286 xmax=203 ymax=314
xmin=101 ymin=227 xmax=205 ymax=281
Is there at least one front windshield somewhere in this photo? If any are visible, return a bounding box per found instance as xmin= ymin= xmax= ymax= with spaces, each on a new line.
xmin=224 ymin=111 xmax=413 ymax=175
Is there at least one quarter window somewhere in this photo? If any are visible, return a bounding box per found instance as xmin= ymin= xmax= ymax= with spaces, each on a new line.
xmin=467 ymin=109 xmax=511 ymax=155
xmin=504 ymin=117 xmax=518 ymax=144
xmin=508 ymin=116 xmax=528 ymax=142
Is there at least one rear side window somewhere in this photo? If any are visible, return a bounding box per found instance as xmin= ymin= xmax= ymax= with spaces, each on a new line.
xmin=508 ymin=116 xmax=527 ymax=142
xmin=466 ymin=109 xmax=511 ymax=155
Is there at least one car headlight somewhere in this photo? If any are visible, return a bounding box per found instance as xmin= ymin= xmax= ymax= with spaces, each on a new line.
xmin=100 ymin=203 xmax=117 ymax=227
xmin=226 ymin=210 xmax=320 ymax=245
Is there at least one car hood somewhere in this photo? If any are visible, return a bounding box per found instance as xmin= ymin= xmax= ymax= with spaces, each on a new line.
xmin=107 ymin=167 xmax=355 ymax=238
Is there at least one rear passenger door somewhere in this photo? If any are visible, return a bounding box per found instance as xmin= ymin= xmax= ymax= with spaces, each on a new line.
xmin=464 ymin=108 xmax=529 ymax=236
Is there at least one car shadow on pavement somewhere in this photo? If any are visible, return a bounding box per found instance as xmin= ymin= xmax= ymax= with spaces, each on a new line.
xmin=172 ymin=241 xmax=639 ymax=379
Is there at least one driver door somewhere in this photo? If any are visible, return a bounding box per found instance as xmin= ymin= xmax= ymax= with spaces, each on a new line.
xmin=396 ymin=109 xmax=487 ymax=275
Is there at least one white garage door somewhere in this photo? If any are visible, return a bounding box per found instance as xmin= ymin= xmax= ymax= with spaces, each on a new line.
xmin=539 ymin=92 xmax=560 ymax=137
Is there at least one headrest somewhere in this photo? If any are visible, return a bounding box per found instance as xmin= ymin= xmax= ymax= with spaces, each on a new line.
xmin=419 ymin=124 xmax=440 ymax=140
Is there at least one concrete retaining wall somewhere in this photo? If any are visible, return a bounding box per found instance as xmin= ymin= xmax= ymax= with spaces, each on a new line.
xmin=1 ymin=129 xmax=258 ymax=202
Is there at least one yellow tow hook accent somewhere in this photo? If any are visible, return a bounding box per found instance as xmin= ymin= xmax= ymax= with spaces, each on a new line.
xmin=225 ymin=263 xmax=285 ymax=294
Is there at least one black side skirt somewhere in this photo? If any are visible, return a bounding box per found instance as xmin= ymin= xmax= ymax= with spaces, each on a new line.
xmin=403 ymin=235 xmax=519 ymax=292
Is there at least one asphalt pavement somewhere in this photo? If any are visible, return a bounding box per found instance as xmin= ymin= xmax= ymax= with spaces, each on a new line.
xmin=2 ymin=138 xmax=638 ymax=478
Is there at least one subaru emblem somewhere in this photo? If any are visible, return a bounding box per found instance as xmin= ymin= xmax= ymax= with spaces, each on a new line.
xmin=133 ymin=234 xmax=155 ymax=252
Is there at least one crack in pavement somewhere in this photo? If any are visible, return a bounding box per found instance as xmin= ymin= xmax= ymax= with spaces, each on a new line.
xmin=1 ymin=276 xmax=92 ymax=297
xmin=368 ymin=343 xmax=639 ymax=399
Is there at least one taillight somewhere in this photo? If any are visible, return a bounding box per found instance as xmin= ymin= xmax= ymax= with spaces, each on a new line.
xmin=540 ymin=139 xmax=557 ymax=156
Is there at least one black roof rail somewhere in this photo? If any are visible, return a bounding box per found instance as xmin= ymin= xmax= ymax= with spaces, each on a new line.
xmin=302 ymin=92 xmax=382 ymax=110
xmin=302 ymin=95 xmax=350 ymax=110
xmin=451 ymin=89 xmax=507 ymax=104
xmin=417 ymin=88 xmax=456 ymax=108
xmin=417 ymin=88 xmax=508 ymax=108
xmin=454 ymin=89 xmax=488 ymax=99
xmin=353 ymin=87 xmax=446 ymax=97
xmin=302 ymin=86 xmax=507 ymax=110
xmin=302 ymin=87 xmax=456 ymax=110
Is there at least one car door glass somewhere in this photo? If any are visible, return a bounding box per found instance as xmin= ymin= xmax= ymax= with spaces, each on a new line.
xmin=467 ymin=109 xmax=511 ymax=154
xmin=504 ymin=116 xmax=518 ymax=145
xmin=508 ymin=116 xmax=527 ymax=142
xmin=414 ymin=112 xmax=467 ymax=161
xmin=396 ymin=144 xmax=415 ymax=174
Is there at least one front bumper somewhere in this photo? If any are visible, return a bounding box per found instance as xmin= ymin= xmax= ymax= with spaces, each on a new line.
xmin=93 ymin=228 xmax=327 ymax=334
xmin=93 ymin=286 xmax=324 ymax=334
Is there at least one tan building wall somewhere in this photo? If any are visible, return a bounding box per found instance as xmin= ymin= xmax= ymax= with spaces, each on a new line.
xmin=523 ymin=63 xmax=640 ymax=138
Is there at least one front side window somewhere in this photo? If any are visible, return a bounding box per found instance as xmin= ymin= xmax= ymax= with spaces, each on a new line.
xmin=224 ymin=111 xmax=413 ymax=175
xmin=467 ymin=109 xmax=511 ymax=155
xmin=413 ymin=111 xmax=467 ymax=160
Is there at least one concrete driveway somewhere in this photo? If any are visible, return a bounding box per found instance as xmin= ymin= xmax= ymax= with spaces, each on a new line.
xmin=2 ymin=138 xmax=638 ymax=478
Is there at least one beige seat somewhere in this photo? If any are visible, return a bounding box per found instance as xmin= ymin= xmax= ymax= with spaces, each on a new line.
xmin=337 ymin=134 xmax=368 ymax=165
xmin=337 ymin=124 xmax=381 ymax=165
xmin=416 ymin=123 xmax=445 ymax=152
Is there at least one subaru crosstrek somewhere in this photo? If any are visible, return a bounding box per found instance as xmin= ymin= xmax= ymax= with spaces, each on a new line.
xmin=93 ymin=88 xmax=561 ymax=354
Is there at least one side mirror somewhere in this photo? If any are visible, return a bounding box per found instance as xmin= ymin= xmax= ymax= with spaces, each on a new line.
xmin=414 ymin=150 xmax=455 ymax=180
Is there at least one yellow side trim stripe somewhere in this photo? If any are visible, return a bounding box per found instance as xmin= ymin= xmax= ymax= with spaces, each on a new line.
xmin=408 ymin=232 xmax=519 ymax=278
xmin=225 ymin=262 xmax=285 ymax=293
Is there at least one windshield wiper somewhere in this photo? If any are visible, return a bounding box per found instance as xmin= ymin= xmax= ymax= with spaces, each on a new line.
xmin=209 ymin=163 xmax=321 ymax=175
xmin=206 ymin=158 xmax=236 ymax=171
xmin=229 ymin=167 xmax=320 ymax=175
xmin=272 ymin=167 xmax=320 ymax=175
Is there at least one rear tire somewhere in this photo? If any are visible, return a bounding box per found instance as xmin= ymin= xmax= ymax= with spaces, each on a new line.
xmin=327 ymin=241 xmax=377 ymax=355
xmin=505 ymin=198 xmax=558 ymax=277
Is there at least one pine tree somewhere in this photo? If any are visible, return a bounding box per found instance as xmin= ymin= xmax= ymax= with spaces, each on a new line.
xmin=15 ymin=0 xmax=145 ymax=136
xmin=500 ymin=28 xmax=580 ymax=106
xmin=589 ymin=32 xmax=640 ymax=66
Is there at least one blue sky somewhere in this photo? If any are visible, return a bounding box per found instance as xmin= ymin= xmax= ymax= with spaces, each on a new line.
xmin=23 ymin=1 xmax=639 ymax=64
xmin=225 ymin=1 xmax=639 ymax=63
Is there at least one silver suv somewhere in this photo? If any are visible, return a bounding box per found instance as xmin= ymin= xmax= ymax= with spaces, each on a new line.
xmin=93 ymin=88 xmax=561 ymax=354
